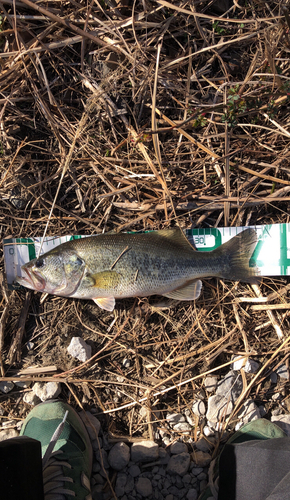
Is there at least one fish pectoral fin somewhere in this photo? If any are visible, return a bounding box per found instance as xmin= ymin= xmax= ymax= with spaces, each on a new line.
xmin=90 ymin=270 xmax=121 ymax=289
xmin=93 ymin=297 xmax=115 ymax=311
xmin=162 ymin=279 xmax=202 ymax=301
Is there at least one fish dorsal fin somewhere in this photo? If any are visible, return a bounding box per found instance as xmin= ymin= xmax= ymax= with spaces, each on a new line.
xmin=90 ymin=270 xmax=121 ymax=290
xmin=93 ymin=297 xmax=115 ymax=311
xmin=155 ymin=228 xmax=196 ymax=251
xmin=162 ymin=279 xmax=202 ymax=301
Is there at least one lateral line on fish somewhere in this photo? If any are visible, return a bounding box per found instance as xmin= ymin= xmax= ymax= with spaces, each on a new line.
xmin=110 ymin=246 xmax=130 ymax=270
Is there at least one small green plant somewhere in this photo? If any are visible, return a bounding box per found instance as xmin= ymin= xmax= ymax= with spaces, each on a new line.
xmin=213 ymin=21 xmax=226 ymax=35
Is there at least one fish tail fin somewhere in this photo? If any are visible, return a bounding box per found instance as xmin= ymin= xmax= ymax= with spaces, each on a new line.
xmin=214 ymin=228 xmax=259 ymax=283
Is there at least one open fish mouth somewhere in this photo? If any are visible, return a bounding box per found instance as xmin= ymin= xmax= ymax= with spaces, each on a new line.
xmin=16 ymin=267 xmax=46 ymax=291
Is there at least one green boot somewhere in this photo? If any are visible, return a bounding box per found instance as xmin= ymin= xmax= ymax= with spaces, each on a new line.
xmin=20 ymin=400 xmax=93 ymax=500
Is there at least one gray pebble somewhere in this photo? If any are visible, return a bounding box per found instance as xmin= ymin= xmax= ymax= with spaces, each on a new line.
xmin=108 ymin=442 xmax=130 ymax=471
xmin=115 ymin=473 xmax=128 ymax=497
xmin=170 ymin=442 xmax=188 ymax=454
xmin=200 ymin=479 xmax=208 ymax=491
xmin=194 ymin=437 xmax=213 ymax=453
xmin=167 ymin=452 xmax=190 ymax=476
xmin=131 ymin=440 xmax=159 ymax=463
xmin=125 ymin=475 xmax=134 ymax=494
xmin=186 ymin=489 xmax=198 ymax=500
xmin=182 ymin=474 xmax=192 ymax=484
xmin=129 ymin=465 xmax=141 ymax=478
xmin=197 ymin=472 xmax=207 ymax=480
xmin=135 ymin=477 xmax=153 ymax=497
xmin=83 ymin=411 xmax=101 ymax=440
xmin=95 ymin=448 xmax=109 ymax=469
xmin=191 ymin=467 xmax=204 ymax=476
xmin=0 ymin=381 xmax=14 ymax=394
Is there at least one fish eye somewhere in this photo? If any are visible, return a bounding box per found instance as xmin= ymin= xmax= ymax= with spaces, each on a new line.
xmin=35 ymin=258 xmax=45 ymax=268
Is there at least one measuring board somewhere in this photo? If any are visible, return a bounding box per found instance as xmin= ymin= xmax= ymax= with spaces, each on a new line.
xmin=3 ymin=224 xmax=290 ymax=290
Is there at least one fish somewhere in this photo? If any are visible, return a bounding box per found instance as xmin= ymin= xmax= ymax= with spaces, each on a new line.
xmin=16 ymin=228 xmax=259 ymax=312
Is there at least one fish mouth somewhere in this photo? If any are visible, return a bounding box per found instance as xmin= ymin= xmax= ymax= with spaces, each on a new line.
xmin=16 ymin=267 xmax=46 ymax=291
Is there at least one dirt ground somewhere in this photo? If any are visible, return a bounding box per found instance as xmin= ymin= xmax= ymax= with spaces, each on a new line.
xmin=1 ymin=0 xmax=290 ymax=443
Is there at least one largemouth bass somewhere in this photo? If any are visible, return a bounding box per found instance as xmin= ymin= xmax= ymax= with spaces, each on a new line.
xmin=16 ymin=228 xmax=258 ymax=311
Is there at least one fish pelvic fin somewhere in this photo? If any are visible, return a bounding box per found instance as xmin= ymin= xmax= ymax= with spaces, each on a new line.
xmin=93 ymin=297 xmax=115 ymax=311
xmin=214 ymin=228 xmax=259 ymax=283
xmin=162 ymin=279 xmax=202 ymax=301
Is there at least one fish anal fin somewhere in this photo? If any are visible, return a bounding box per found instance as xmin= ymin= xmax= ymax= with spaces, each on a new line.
xmin=155 ymin=228 xmax=197 ymax=251
xmin=162 ymin=279 xmax=202 ymax=301
xmin=93 ymin=297 xmax=115 ymax=311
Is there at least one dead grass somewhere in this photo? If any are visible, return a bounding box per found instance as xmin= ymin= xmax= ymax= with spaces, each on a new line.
xmin=1 ymin=0 xmax=290 ymax=441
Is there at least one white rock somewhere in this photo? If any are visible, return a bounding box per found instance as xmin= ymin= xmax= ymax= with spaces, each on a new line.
xmin=108 ymin=442 xmax=130 ymax=470
xmin=122 ymin=358 xmax=131 ymax=368
xmin=67 ymin=337 xmax=91 ymax=362
xmin=166 ymin=412 xmax=185 ymax=425
xmin=0 ymin=428 xmax=19 ymax=441
xmin=271 ymin=414 xmax=290 ymax=435
xmin=131 ymin=440 xmax=159 ymax=462
xmin=235 ymin=399 xmax=261 ymax=430
xmin=206 ymin=394 xmax=233 ymax=423
xmin=167 ymin=452 xmax=190 ymax=476
xmin=192 ymin=400 xmax=206 ymax=417
xmin=184 ymin=409 xmax=195 ymax=426
xmin=216 ymin=370 xmax=242 ymax=401
xmin=0 ymin=381 xmax=14 ymax=393
xmin=135 ymin=477 xmax=153 ymax=497
xmin=32 ymin=381 xmax=61 ymax=401
xmin=203 ymin=425 xmax=215 ymax=437
xmin=232 ymin=356 xmax=259 ymax=373
xmin=173 ymin=422 xmax=192 ymax=432
xmin=277 ymin=364 xmax=289 ymax=380
xmin=23 ymin=391 xmax=41 ymax=406
xmin=204 ymin=376 xmax=218 ymax=393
